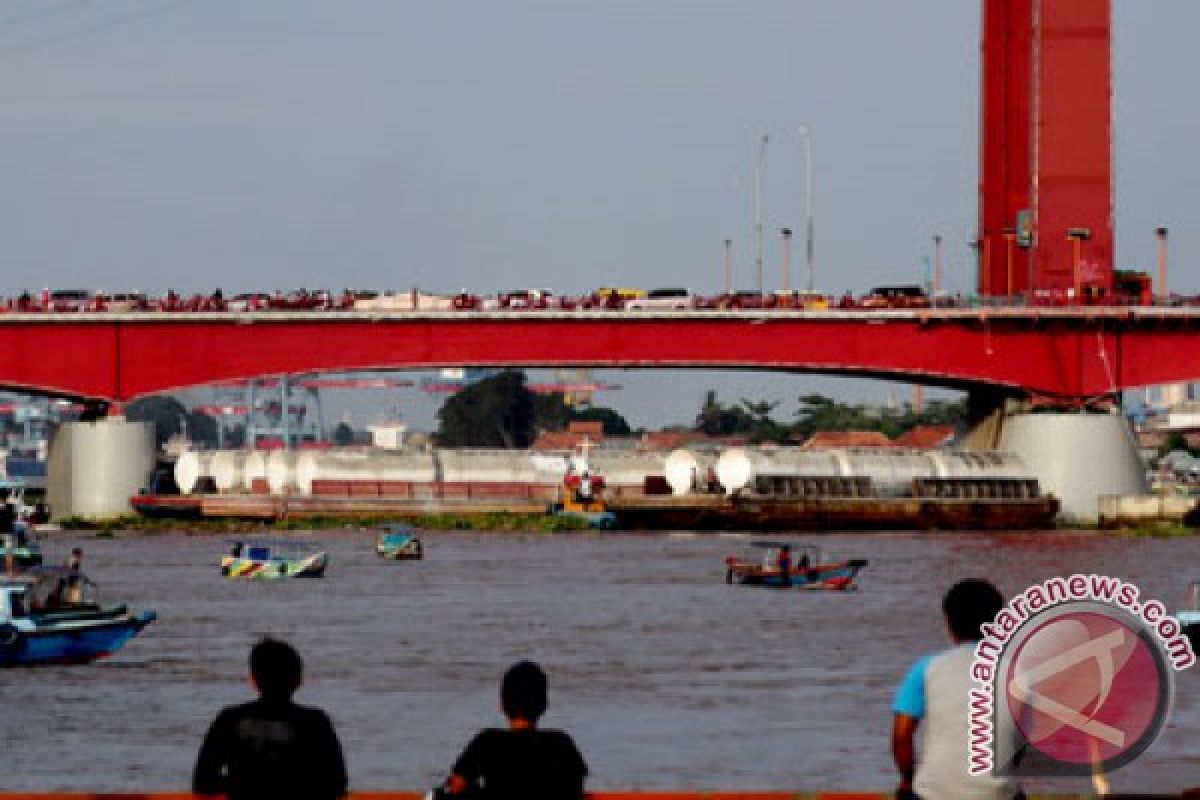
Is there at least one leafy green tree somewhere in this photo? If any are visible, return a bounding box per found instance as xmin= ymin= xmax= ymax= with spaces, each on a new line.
xmin=126 ymin=395 xmax=218 ymax=448
xmin=436 ymin=370 xmax=536 ymax=448
xmin=532 ymin=392 xmax=632 ymax=435
xmin=692 ymin=390 xmax=788 ymax=442
xmin=570 ymin=405 xmax=632 ymax=435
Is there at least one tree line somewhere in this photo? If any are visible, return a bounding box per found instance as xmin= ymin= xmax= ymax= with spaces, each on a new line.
xmin=122 ymin=372 xmax=966 ymax=450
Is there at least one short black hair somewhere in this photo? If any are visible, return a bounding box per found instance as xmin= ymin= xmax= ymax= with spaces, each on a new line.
xmin=501 ymin=660 xmax=547 ymax=721
xmin=942 ymin=579 xmax=1004 ymax=641
xmin=250 ymin=637 xmax=303 ymax=700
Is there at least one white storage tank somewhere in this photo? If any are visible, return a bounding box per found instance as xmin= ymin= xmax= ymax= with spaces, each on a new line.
xmin=242 ymin=451 xmax=269 ymax=491
xmin=265 ymin=450 xmax=297 ymax=494
xmin=175 ymin=450 xmax=216 ymax=496
xmin=210 ymin=450 xmax=247 ymax=493
xmin=293 ymin=449 xmax=438 ymax=495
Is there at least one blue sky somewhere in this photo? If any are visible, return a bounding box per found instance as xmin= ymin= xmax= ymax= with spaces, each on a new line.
xmin=1 ymin=2 xmax=1196 ymax=429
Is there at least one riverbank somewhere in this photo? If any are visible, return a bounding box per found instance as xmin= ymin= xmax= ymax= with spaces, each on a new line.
xmin=54 ymin=511 xmax=594 ymax=535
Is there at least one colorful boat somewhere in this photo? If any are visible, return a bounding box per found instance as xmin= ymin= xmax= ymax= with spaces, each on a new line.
xmin=724 ymin=542 xmax=868 ymax=590
xmin=0 ymin=569 xmax=156 ymax=666
xmin=375 ymin=525 xmax=423 ymax=560
xmin=220 ymin=541 xmax=328 ymax=579
xmin=550 ymin=452 xmax=617 ymax=529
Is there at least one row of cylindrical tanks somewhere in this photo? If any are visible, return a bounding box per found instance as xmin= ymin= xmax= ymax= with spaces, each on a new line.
xmin=174 ymin=446 xmax=1037 ymax=497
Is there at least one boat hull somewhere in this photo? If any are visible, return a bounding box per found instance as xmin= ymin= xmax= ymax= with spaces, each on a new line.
xmin=615 ymin=495 xmax=1060 ymax=531
xmin=220 ymin=553 xmax=328 ymax=579
xmin=0 ymin=611 xmax=156 ymax=666
xmin=725 ymin=559 xmax=868 ymax=590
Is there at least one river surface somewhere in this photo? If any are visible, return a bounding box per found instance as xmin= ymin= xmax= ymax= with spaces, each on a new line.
xmin=1 ymin=528 xmax=1198 ymax=793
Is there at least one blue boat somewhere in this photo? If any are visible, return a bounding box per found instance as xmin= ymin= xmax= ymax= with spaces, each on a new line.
xmin=375 ymin=524 xmax=423 ymax=560
xmin=0 ymin=568 xmax=156 ymax=666
xmin=723 ymin=542 xmax=868 ymax=590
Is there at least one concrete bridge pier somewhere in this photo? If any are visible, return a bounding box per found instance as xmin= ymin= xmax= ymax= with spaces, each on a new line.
xmin=46 ymin=414 xmax=155 ymax=520
xmin=961 ymin=394 xmax=1147 ymax=522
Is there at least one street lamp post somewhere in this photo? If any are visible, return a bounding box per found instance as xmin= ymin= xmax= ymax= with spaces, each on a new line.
xmin=933 ymin=234 xmax=943 ymax=294
xmin=798 ymin=126 xmax=815 ymax=291
xmin=781 ymin=228 xmax=793 ymax=291
xmin=1067 ymin=227 xmax=1092 ymax=305
xmin=724 ymin=239 xmax=733 ymax=294
xmin=754 ymin=134 xmax=770 ymax=293
xmin=1156 ymin=227 xmax=1169 ymax=303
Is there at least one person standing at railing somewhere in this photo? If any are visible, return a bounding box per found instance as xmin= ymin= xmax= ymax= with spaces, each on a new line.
xmin=435 ymin=660 xmax=587 ymax=800
xmin=193 ymin=637 xmax=347 ymax=800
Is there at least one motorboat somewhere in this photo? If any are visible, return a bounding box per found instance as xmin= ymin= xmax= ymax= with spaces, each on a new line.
xmin=375 ymin=524 xmax=423 ymax=560
xmin=220 ymin=540 xmax=328 ymax=579
xmin=549 ymin=449 xmax=617 ymax=530
xmin=0 ymin=568 xmax=156 ymax=666
xmin=723 ymin=541 xmax=867 ymax=590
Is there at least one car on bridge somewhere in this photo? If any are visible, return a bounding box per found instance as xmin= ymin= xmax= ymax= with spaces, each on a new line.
xmin=626 ymin=287 xmax=695 ymax=310
xmin=227 ymin=292 xmax=272 ymax=312
xmin=497 ymin=288 xmax=554 ymax=310
xmin=860 ymin=285 xmax=930 ymax=309
xmin=709 ymin=290 xmax=771 ymax=310
xmin=47 ymin=289 xmax=91 ymax=312
xmin=95 ymin=291 xmax=151 ymax=312
xmin=772 ymin=289 xmax=831 ymax=310
xmin=583 ymin=287 xmax=645 ymax=310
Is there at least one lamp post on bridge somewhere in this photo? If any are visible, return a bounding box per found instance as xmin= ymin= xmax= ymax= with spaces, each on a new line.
xmin=1156 ymin=227 xmax=1169 ymax=303
xmin=933 ymin=234 xmax=943 ymax=295
xmin=1067 ymin=227 xmax=1092 ymax=305
xmin=724 ymin=239 xmax=733 ymax=294
xmin=798 ymin=126 xmax=815 ymax=291
xmin=780 ymin=228 xmax=793 ymax=292
xmin=754 ymin=134 xmax=770 ymax=294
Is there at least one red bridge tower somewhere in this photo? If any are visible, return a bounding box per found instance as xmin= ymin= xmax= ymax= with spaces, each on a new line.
xmin=979 ymin=0 xmax=1113 ymax=300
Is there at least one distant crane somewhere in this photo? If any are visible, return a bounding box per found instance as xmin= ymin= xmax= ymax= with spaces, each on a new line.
xmin=197 ymin=376 xmax=413 ymax=449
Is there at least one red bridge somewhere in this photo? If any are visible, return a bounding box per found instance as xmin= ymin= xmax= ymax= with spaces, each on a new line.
xmin=4 ymin=308 xmax=1196 ymax=403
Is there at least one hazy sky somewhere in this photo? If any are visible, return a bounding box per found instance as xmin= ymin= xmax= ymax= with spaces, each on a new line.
xmin=2 ymin=2 xmax=1196 ymax=429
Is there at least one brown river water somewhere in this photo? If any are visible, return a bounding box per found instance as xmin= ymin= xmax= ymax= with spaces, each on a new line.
xmin=1 ymin=528 xmax=1197 ymax=793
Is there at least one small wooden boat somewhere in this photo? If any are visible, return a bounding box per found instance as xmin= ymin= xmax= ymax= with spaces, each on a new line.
xmin=724 ymin=542 xmax=867 ymax=590
xmin=375 ymin=524 xmax=423 ymax=560
xmin=0 ymin=569 xmax=156 ymax=666
xmin=220 ymin=541 xmax=328 ymax=579
xmin=1179 ymin=581 xmax=1200 ymax=650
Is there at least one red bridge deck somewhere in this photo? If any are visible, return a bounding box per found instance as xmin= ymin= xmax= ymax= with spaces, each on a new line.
xmin=3 ymin=308 xmax=1198 ymax=401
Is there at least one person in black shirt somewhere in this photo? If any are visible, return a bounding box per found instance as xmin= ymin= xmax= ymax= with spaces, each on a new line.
xmin=441 ymin=660 xmax=587 ymax=800
xmin=193 ymin=637 xmax=348 ymax=800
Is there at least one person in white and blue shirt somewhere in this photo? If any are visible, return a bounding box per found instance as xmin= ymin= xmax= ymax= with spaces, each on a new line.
xmin=892 ymin=579 xmax=1018 ymax=800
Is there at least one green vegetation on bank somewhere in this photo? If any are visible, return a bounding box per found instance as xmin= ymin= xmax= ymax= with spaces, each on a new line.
xmin=54 ymin=511 xmax=592 ymax=534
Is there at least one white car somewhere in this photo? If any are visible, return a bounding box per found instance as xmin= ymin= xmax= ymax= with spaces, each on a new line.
xmin=626 ymin=287 xmax=695 ymax=310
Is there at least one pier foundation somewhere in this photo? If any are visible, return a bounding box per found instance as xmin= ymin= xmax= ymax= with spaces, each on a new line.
xmin=964 ymin=406 xmax=1146 ymax=522
xmin=46 ymin=418 xmax=155 ymax=520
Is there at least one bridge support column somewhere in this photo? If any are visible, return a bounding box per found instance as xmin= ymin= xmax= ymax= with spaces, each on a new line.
xmin=46 ymin=418 xmax=155 ymax=520
xmin=963 ymin=398 xmax=1146 ymax=521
